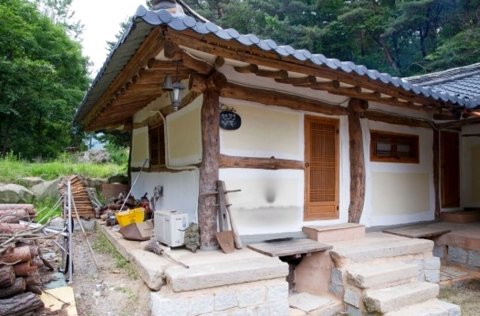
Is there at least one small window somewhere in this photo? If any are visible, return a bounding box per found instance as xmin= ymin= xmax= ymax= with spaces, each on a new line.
xmin=149 ymin=125 xmax=165 ymax=166
xmin=370 ymin=130 xmax=419 ymax=163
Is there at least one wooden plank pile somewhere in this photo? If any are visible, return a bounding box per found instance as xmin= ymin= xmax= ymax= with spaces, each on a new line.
xmin=58 ymin=175 xmax=95 ymax=219
xmin=0 ymin=204 xmax=47 ymax=315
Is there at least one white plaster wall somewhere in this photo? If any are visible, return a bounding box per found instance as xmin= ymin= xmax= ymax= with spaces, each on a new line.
xmin=461 ymin=124 xmax=480 ymax=207
xmin=131 ymin=170 xmax=199 ymax=223
xmin=218 ymin=99 xmax=351 ymax=235
xmin=166 ymin=96 xmax=203 ymax=166
xmin=219 ymin=168 xmax=304 ymax=235
xmin=363 ymin=120 xmax=435 ymax=227
xmin=220 ymin=99 xmax=302 ymax=160
xmin=131 ymin=127 xmax=149 ymax=168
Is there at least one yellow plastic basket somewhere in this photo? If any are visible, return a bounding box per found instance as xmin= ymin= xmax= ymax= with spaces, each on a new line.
xmin=116 ymin=207 xmax=145 ymax=227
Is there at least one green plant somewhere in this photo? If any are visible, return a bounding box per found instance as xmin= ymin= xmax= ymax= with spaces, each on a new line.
xmin=0 ymin=156 xmax=125 ymax=183
xmin=34 ymin=196 xmax=62 ymax=224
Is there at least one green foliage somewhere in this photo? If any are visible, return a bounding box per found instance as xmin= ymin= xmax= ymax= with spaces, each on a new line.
xmin=0 ymin=154 xmax=124 ymax=183
xmin=0 ymin=0 xmax=89 ymax=160
xmin=104 ymin=142 xmax=129 ymax=170
xmin=183 ymin=0 xmax=480 ymax=76
xmin=34 ymin=196 xmax=62 ymax=224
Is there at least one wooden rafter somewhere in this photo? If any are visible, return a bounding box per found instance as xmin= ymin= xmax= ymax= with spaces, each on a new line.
xmin=84 ymin=27 xmax=165 ymax=129
xmin=165 ymin=30 xmax=454 ymax=111
xmin=221 ymin=82 xmax=348 ymax=116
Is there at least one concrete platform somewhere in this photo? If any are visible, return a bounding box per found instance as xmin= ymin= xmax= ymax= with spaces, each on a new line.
xmin=384 ymin=298 xmax=461 ymax=316
xmin=99 ymin=225 xmax=287 ymax=292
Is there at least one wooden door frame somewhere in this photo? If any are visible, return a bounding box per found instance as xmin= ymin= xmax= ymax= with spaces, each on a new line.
xmin=304 ymin=115 xmax=340 ymax=220
xmin=440 ymin=130 xmax=460 ymax=208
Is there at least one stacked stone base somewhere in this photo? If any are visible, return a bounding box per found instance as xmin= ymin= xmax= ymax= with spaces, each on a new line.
xmin=151 ymin=278 xmax=289 ymax=316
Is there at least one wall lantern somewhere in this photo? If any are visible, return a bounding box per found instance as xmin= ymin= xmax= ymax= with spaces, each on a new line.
xmin=163 ymin=74 xmax=185 ymax=111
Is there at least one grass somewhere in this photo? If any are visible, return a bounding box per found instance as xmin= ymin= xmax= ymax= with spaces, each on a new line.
xmin=439 ymin=279 xmax=480 ymax=315
xmin=93 ymin=228 xmax=138 ymax=280
xmin=0 ymin=157 xmax=124 ymax=183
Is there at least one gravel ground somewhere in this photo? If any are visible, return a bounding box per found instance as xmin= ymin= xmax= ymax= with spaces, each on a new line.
xmin=439 ymin=279 xmax=480 ymax=316
xmin=71 ymin=228 xmax=151 ymax=316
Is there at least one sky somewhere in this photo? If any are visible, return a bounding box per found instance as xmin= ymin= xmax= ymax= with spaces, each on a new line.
xmin=71 ymin=0 xmax=146 ymax=76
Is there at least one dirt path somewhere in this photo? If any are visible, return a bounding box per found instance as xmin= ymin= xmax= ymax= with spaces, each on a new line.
xmin=71 ymin=228 xmax=151 ymax=316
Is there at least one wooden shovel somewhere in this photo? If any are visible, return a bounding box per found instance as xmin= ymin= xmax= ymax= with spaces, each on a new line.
xmin=216 ymin=181 xmax=235 ymax=253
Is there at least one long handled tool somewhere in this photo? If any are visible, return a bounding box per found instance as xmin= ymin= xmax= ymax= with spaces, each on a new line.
xmin=119 ymin=159 xmax=148 ymax=212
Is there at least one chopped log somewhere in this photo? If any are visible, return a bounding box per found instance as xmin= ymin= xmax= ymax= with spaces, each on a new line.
xmin=13 ymin=261 xmax=36 ymax=277
xmin=0 ymin=204 xmax=35 ymax=214
xmin=29 ymin=246 xmax=39 ymax=258
xmin=26 ymin=284 xmax=42 ymax=295
xmin=0 ymin=266 xmax=15 ymax=288
xmin=0 ymin=223 xmax=28 ymax=234
xmin=0 ymin=291 xmax=44 ymax=315
xmin=0 ymin=278 xmax=26 ymax=299
xmin=25 ymin=270 xmax=41 ymax=286
xmin=31 ymin=257 xmax=44 ymax=268
xmin=0 ymin=246 xmax=32 ymax=264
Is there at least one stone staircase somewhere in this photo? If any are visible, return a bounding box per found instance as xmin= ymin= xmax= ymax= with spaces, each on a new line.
xmin=327 ymin=232 xmax=461 ymax=315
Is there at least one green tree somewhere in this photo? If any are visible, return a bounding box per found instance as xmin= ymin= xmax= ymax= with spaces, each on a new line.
xmin=0 ymin=0 xmax=89 ymax=159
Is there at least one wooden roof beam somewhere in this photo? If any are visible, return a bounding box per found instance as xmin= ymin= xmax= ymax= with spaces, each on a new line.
xmin=165 ymin=31 xmax=451 ymax=111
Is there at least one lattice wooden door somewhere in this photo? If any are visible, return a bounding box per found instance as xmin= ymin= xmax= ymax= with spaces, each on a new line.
xmin=304 ymin=116 xmax=339 ymax=220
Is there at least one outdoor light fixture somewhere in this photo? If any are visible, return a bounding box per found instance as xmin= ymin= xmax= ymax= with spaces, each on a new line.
xmin=162 ymin=62 xmax=185 ymax=111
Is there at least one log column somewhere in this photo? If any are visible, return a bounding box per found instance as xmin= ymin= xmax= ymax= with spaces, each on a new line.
xmin=348 ymin=99 xmax=367 ymax=223
xmin=197 ymin=73 xmax=225 ymax=250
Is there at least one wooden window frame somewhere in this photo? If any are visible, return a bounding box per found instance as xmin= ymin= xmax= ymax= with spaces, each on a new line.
xmin=149 ymin=124 xmax=166 ymax=167
xmin=370 ymin=130 xmax=419 ymax=164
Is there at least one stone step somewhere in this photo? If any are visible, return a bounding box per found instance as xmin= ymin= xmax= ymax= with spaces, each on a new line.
xmin=384 ymin=298 xmax=461 ymax=316
xmin=329 ymin=233 xmax=433 ymax=266
xmin=303 ymin=223 xmax=365 ymax=243
xmin=364 ymin=281 xmax=439 ymax=313
xmin=346 ymin=261 xmax=418 ymax=289
xmin=165 ymin=256 xmax=288 ymax=292
xmin=288 ymin=292 xmax=343 ymax=316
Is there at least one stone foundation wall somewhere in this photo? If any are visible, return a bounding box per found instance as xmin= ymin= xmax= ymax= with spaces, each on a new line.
xmin=151 ymin=278 xmax=289 ymax=316
xmin=434 ymin=244 xmax=480 ymax=269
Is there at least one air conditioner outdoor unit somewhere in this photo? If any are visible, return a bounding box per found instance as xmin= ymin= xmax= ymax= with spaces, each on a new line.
xmin=154 ymin=210 xmax=188 ymax=247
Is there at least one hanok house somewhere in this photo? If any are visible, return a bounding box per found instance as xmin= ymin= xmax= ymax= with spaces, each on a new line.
xmin=75 ymin=1 xmax=476 ymax=315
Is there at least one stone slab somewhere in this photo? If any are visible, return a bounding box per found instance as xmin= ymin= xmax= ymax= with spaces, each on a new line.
xmin=288 ymin=292 xmax=331 ymax=312
xmin=303 ymin=223 xmax=365 ymax=243
xmin=329 ymin=233 xmax=433 ymax=265
xmin=364 ymin=281 xmax=439 ymax=313
xmin=347 ymin=261 xmax=417 ymax=289
xmin=248 ymin=238 xmax=331 ymax=257
xmin=166 ymin=256 xmax=288 ymax=292
xmin=384 ymin=298 xmax=461 ymax=316
xmin=383 ymin=225 xmax=451 ymax=239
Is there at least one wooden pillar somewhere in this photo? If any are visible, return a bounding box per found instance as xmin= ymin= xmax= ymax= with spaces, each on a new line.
xmin=197 ymin=73 xmax=225 ymax=250
xmin=433 ymin=129 xmax=440 ymax=219
xmin=348 ymin=99 xmax=367 ymax=223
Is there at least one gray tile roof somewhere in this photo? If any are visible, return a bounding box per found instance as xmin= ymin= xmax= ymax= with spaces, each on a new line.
xmin=76 ymin=5 xmax=475 ymax=123
xmin=405 ymin=63 xmax=480 ymax=109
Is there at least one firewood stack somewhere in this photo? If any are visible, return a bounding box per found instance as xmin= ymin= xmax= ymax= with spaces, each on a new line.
xmin=58 ymin=175 xmax=95 ymax=219
xmin=0 ymin=205 xmax=45 ymax=315
xmin=0 ymin=204 xmax=36 ymax=224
